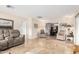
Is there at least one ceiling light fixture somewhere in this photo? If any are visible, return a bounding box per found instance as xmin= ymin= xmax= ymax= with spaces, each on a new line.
xmin=6 ymin=5 xmax=15 ymax=9
xmin=37 ymin=16 xmax=43 ymax=18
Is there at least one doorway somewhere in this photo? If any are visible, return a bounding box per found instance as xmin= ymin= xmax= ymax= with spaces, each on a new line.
xmin=45 ymin=23 xmax=58 ymax=36
xmin=50 ymin=26 xmax=58 ymax=36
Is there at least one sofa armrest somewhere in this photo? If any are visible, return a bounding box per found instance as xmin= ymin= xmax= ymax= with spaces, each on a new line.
xmin=19 ymin=34 xmax=25 ymax=40
xmin=13 ymin=35 xmax=25 ymax=44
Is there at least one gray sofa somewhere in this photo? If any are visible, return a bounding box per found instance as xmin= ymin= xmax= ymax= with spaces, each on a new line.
xmin=0 ymin=29 xmax=25 ymax=51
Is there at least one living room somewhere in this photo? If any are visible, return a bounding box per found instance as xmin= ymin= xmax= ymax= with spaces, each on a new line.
xmin=0 ymin=5 xmax=79 ymax=54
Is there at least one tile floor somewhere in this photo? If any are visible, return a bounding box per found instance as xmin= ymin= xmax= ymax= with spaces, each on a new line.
xmin=0 ymin=36 xmax=75 ymax=54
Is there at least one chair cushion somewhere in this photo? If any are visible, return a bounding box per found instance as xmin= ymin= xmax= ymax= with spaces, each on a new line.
xmin=9 ymin=30 xmax=20 ymax=38
xmin=3 ymin=30 xmax=10 ymax=37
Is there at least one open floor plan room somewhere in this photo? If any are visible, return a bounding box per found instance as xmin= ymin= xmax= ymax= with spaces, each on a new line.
xmin=0 ymin=5 xmax=79 ymax=54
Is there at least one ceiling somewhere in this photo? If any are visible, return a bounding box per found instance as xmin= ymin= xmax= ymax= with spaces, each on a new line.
xmin=0 ymin=5 xmax=79 ymax=19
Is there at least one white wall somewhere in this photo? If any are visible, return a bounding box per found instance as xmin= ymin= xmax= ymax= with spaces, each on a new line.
xmin=31 ymin=16 xmax=75 ymax=40
xmin=0 ymin=11 xmax=75 ymax=40
xmin=59 ymin=16 xmax=75 ymax=25
xmin=0 ymin=11 xmax=26 ymax=30
xmin=37 ymin=16 xmax=75 ymax=41
xmin=32 ymin=18 xmax=39 ymax=39
xmin=75 ymin=15 xmax=79 ymax=45
xmin=26 ymin=17 xmax=33 ymax=39
xmin=0 ymin=11 xmax=42 ymax=40
xmin=28 ymin=17 xmax=42 ymax=39
xmin=37 ymin=16 xmax=75 ymax=31
xmin=0 ymin=11 xmax=29 ymax=40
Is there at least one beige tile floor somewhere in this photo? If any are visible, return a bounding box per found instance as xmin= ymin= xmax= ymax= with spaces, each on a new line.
xmin=0 ymin=36 xmax=75 ymax=54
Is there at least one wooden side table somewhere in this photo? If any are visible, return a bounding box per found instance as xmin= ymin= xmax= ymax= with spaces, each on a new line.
xmin=73 ymin=45 xmax=79 ymax=54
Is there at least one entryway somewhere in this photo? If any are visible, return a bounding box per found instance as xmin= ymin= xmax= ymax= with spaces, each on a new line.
xmin=45 ymin=23 xmax=58 ymax=37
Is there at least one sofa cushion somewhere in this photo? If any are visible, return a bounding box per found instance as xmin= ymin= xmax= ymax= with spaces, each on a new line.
xmin=9 ymin=30 xmax=20 ymax=38
xmin=5 ymin=36 xmax=14 ymax=47
xmin=4 ymin=30 xmax=10 ymax=37
xmin=0 ymin=34 xmax=4 ymax=40
xmin=0 ymin=30 xmax=4 ymax=40
xmin=0 ymin=39 xmax=8 ymax=50
xmin=0 ymin=29 xmax=3 ymax=34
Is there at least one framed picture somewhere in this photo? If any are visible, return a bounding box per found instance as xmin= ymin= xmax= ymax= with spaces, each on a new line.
xmin=34 ymin=24 xmax=38 ymax=28
xmin=0 ymin=18 xmax=14 ymax=29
